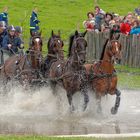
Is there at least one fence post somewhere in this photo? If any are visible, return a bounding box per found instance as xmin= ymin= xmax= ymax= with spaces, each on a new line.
xmin=86 ymin=32 xmax=140 ymax=68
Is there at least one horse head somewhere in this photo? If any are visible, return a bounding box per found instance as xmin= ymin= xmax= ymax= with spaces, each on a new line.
xmin=47 ymin=30 xmax=64 ymax=59
xmin=70 ymin=30 xmax=87 ymax=65
xmin=30 ymin=31 xmax=43 ymax=69
xmin=107 ymin=40 xmax=122 ymax=64
xmin=31 ymin=31 xmax=43 ymax=52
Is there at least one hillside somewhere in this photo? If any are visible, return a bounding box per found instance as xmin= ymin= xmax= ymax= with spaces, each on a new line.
xmin=0 ymin=0 xmax=139 ymax=50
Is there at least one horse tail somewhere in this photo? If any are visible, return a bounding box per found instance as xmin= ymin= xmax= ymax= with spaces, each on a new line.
xmin=100 ymin=38 xmax=109 ymax=60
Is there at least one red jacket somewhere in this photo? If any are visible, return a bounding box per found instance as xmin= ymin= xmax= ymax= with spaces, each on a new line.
xmin=120 ymin=22 xmax=131 ymax=34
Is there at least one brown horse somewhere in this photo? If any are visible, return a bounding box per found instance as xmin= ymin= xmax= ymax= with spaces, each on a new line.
xmin=0 ymin=32 xmax=43 ymax=86
xmin=85 ymin=39 xmax=122 ymax=114
xmin=42 ymin=30 xmax=64 ymax=77
xmin=49 ymin=30 xmax=89 ymax=111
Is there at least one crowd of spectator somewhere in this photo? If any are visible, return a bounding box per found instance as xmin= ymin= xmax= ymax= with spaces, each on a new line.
xmin=83 ymin=6 xmax=140 ymax=35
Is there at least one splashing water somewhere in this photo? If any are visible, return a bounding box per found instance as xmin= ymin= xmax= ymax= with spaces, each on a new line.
xmin=0 ymin=82 xmax=140 ymax=135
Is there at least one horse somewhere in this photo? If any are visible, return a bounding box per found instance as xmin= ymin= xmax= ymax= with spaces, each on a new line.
xmin=49 ymin=30 xmax=89 ymax=112
xmin=42 ymin=30 xmax=64 ymax=77
xmin=84 ymin=38 xmax=122 ymax=114
xmin=0 ymin=32 xmax=43 ymax=86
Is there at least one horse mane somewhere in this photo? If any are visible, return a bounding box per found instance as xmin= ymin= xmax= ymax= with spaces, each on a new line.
xmin=47 ymin=37 xmax=51 ymax=51
xmin=100 ymin=39 xmax=109 ymax=60
xmin=68 ymin=34 xmax=75 ymax=57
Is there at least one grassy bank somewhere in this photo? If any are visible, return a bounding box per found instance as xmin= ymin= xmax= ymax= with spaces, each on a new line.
xmin=115 ymin=65 xmax=140 ymax=89
xmin=0 ymin=136 xmax=140 ymax=140
xmin=0 ymin=1 xmax=139 ymax=89
xmin=0 ymin=0 xmax=140 ymax=49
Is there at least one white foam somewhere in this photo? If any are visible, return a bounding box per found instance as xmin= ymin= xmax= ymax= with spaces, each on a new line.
xmin=0 ymin=82 xmax=140 ymax=135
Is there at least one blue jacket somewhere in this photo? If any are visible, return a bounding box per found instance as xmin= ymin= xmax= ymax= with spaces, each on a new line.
xmin=0 ymin=12 xmax=8 ymax=26
xmin=2 ymin=34 xmax=21 ymax=53
xmin=30 ymin=11 xmax=40 ymax=32
xmin=95 ymin=13 xmax=104 ymax=30
xmin=0 ymin=29 xmax=7 ymax=47
xmin=130 ymin=26 xmax=140 ymax=35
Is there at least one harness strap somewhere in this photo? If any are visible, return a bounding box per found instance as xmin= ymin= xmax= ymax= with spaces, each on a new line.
xmin=47 ymin=53 xmax=57 ymax=58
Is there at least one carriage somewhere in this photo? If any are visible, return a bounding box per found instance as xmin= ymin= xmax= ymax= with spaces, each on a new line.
xmin=0 ymin=30 xmax=122 ymax=115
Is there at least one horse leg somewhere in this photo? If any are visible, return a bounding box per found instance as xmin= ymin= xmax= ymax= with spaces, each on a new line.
xmin=50 ymin=81 xmax=57 ymax=95
xmin=67 ymin=92 xmax=75 ymax=112
xmin=80 ymin=71 xmax=89 ymax=111
xmin=81 ymin=85 xmax=89 ymax=111
xmin=111 ymin=89 xmax=121 ymax=115
xmin=96 ymin=94 xmax=102 ymax=114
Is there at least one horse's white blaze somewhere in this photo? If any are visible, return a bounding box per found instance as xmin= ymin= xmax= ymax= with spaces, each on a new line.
xmin=57 ymin=64 xmax=61 ymax=68
xmin=116 ymin=46 xmax=119 ymax=52
xmin=115 ymin=42 xmax=119 ymax=52
xmin=58 ymin=40 xmax=61 ymax=43
xmin=35 ymin=38 xmax=40 ymax=43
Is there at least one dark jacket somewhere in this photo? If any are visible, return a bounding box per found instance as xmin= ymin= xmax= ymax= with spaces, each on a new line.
xmin=0 ymin=12 xmax=8 ymax=26
xmin=2 ymin=34 xmax=21 ymax=53
xmin=0 ymin=29 xmax=7 ymax=47
xmin=30 ymin=11 xmax=40 ymax=32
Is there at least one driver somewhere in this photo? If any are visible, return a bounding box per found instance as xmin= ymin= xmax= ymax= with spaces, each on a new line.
xmin=2 ymin=25 xmax=22 ymax=55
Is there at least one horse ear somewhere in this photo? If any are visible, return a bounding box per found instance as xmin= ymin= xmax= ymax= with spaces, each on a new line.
xmin=51 ymin=30 xmax=54 ymax=36
xmin=82 ymin=30 xmax=87 ymax=37
xmin=30 ymin=31 xmax=34 ymax=37
xmin=75 ymin=30 xmax=79 ymax=36
xmin=39 ymin=30 xmax=42 ymax=36
xmin=58 ymin=30 xmax=60 ymax=37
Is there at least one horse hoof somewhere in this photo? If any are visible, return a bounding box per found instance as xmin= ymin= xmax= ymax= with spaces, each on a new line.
xmin=111 ymin=107 xmax=118 ymax=115
xmin=97 ymin=108 xmax=102 ymax=114
xmin=70 ymin=105 xmax=75 ymax=112
xmin=96 ymin=105 xmax=102 ymax=114
xmin=82 ymin=105 xmax=87 ymax=111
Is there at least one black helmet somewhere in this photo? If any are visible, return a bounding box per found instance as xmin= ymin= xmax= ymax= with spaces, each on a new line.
xmin=0 ymin=21 xmax=6 ymax=29
xmin=15 ymin=26 xmax=22 ymax=33
xmin=8 ymin=25 xmax=15 ymax=32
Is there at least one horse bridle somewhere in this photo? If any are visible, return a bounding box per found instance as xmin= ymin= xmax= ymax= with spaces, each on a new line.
xmin=106 ymin=40 xmax=121 ymax=63
xmin=29 ymin=36 xmax=43 ymax=66
xmin=49 ymin=37 xmax=64 ymax=59
xmin=31 ymin=36 xmax=42 ymax=46
xmin=73 ymin=37 xmax=87 ymax=64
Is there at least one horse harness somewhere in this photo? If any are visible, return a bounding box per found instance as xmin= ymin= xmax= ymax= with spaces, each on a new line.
xmin=13 ymin=52 xmax=45 ymax=84
xmin=89 ymin=62 xmax=117 ymax=94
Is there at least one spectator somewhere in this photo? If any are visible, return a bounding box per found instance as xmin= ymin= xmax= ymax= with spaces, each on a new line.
xmin=0 ymin=21 xmax=7 ymax=65
xmin=0 ymin=6 xmax=8 ymax=27
xmin=15 ymin=26 xmax=23 ymax=45
xmin=130 ymin=20 xmax=140 ymax=34
xmin=120 ymin=16 xmax=131 ymax=35
xmin=135 ymin=8 xmax=140 ymax=16
xmin=2 ymin=25 xmax=22 ymax=54
xmin=101 ymin=12 xmax=113 ymax=31
xmin=0 ymin=21 xmax=7 ymax=47
xmin=83 ymin=12 xmax=95 ymax=31
xmin=15 ymin=26 xmax=24 ymax=54
xmin=30 ymin=7 xmax=40 ymax=35
xmin=94 ymin=6 xmax=105 ymax=32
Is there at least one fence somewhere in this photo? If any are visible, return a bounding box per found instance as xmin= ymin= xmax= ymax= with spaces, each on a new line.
xmin=86 ymin=31 xmax=140 ymax=68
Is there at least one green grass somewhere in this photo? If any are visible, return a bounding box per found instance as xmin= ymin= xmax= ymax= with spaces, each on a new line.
xmin=0 ymin=0 xmax=140 ymax=50
xmin=115 ymin=65 xmax=140 ymax=89
xmin=0 ymin=136 xmax=140 ymax=140
xmin=0 ymin=1 xmax=140 ymax=89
